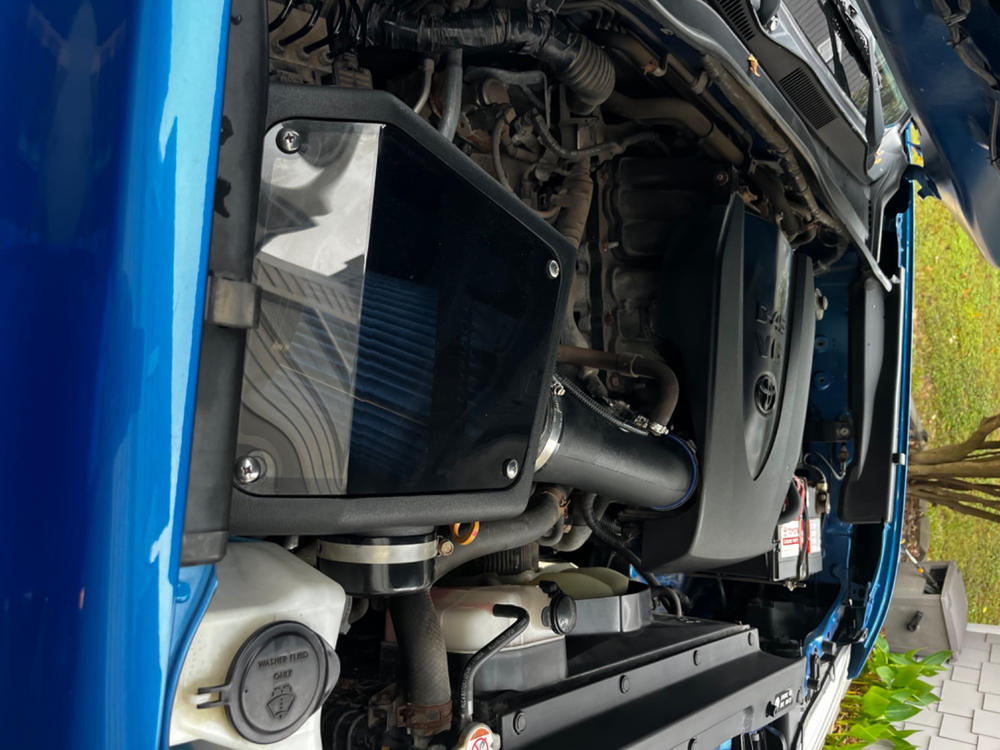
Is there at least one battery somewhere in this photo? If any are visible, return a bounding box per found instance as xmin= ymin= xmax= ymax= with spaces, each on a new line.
xmin=718 ymin=486 xmax=823 ymax=583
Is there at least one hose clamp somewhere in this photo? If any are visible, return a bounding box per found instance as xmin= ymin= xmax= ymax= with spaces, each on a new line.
xmin=317 ymin=538 xmax=438 ymax=564
xmin=648 ymin=421 xmax=668 ymax=436
xmin=535 ymin=395 xmax=564 ymax=470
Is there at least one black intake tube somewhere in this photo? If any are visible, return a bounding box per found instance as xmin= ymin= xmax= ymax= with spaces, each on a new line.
xmin=389 ymin=592 xmax=452 ymax=734
xmin=536 ymin=394 xmax=696 ymax=510
xmin=367 ymin=6 xmax=614 ymax=112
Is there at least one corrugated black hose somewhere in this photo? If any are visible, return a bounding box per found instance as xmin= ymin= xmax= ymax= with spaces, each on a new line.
xmin=366 ymin=5 xmax=615 ymax=112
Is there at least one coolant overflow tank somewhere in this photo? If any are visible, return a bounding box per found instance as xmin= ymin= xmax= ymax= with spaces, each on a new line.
xmin=169 ymin=542 xmax=346 ymax=749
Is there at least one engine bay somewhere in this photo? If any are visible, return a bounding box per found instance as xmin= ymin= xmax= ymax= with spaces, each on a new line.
xmin=170 ymin=0 xmax=916 ymax=747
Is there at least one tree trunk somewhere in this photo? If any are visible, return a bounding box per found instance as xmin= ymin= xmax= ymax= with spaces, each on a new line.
xmin=909 ymin=414 xmax=1000 ymax=465
xmin=907 ymin=412 xmax=1000 ymax=524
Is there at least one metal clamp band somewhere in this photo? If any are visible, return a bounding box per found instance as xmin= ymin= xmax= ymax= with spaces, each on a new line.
xmin=534 ymin=396 xmax=563 ymax=471
xmin=317 ymin=538 xmax=438 ymax=564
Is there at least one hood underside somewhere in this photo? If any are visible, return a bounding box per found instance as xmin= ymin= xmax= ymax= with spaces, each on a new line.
xmin=859 ymin=0 xmax=1000 ymax=265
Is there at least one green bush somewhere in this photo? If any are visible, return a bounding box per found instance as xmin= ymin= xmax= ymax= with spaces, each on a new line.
xmin=825 ymin=636 xmax=950 ymax=750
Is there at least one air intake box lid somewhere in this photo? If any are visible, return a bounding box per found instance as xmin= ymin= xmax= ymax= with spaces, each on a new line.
xmin=230 ymin=87 xmax=572 ymax=536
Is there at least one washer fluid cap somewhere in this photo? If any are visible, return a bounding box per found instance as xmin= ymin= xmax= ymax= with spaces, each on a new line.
xmin=198 ymin=621 xmax=339 ymax=744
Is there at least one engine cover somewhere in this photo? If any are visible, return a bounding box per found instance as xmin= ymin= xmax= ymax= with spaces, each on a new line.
xmin=642 ymin=195 xmax=815 ymax=571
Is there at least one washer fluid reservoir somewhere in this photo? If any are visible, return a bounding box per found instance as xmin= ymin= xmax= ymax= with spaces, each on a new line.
xmin=169 ymin=541 xmax=346 ymax=749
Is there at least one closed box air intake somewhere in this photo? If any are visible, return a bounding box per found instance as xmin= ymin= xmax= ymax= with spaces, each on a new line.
xmin=230 ymin=87 xmax=572 ymax=535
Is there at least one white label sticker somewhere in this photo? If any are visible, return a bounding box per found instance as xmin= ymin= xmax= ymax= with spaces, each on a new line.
xmin=808 ymin=518 xmax=821 ymax=555
xmin=779 ymin=521 xmax=801 ymax=559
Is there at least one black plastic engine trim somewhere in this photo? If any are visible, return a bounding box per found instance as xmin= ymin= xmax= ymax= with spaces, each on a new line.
xmin=181 ymin=0 xmax=268 ymax=565
xmin=707 ymin=0 xmax=868 ymax=176
xmin=847 ymin=274 xmax=885 ymax=479
xmin=484 ymin=619 xmax=805 ymax=749
xmin=838 ymin=269 xmax=904 ymax=524
xmin=643 ymin=195 xmax=816 ymax=571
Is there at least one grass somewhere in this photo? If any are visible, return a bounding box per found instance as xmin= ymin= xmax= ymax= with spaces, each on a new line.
xmin=911 ymin=196 xmax=1000 ymax=623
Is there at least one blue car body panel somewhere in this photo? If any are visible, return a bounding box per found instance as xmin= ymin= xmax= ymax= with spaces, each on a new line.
xmin=0 ymin=1 xmax=228 ymax=746
xmin=801 ymin=259 xmax=861 ymax=677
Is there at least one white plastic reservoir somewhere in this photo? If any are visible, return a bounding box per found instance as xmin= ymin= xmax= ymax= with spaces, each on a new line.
xmin=431 ymin=585 xmax=562 ymax=654
xmin=170 ymin=541 xmax=346 ymax=750
xmin=386 ymin=585 xmax=568 ymax=692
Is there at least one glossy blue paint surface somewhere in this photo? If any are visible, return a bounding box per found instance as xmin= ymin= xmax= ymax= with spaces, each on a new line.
xmin=164 ymin=565 xmax=218 ymax=748
xmin=802 ymin=258 xmax=858 ymax=679
xmin=860 ymin=0 xmax=1000 ymax=266
xmin=0 ymin=2 xmax=228 ymax=747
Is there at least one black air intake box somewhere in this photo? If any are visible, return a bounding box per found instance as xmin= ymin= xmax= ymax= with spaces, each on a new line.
xmin=230 ymin=87 xmax=573 ymax=535
xmin=642 ymin=196 xmax=815 ymax=571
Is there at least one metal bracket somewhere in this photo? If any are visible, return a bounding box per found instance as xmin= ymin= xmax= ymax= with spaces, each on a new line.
xmin=807 ymin=414 xmax=854 ymax=443
xmin=204 ymin=274 xmax=258 ymax=329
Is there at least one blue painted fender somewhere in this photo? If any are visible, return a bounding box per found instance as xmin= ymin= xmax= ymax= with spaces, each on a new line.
xmin=0 ymin=1 xmax=228 ymax=746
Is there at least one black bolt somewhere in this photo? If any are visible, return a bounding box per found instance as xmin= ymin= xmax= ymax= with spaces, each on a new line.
xmin=231 ymin=13 xmax=242 ymax=24
xmin=513 ymin=712 xmax=528 ymax=735
xmin=714 ymin=171 xmax=729 ymax=185
xmin=693 ymin=650 xmax=701 ymax=666
xmin=619 ymin=675 xmax=630 ymax=694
